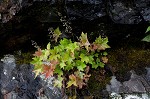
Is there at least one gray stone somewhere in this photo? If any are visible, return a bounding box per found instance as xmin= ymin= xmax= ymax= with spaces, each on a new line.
xmin=106 ymin=76 xmax=122 ymax=93
xmin=107 ymin=68 xmax=150 ymax=98
xmin=108 ymin=1 xmax=142 ymax=24
xmin=123 ymin=71 xmax=146 ymax=93
xmin=0 ymin=55 xmax=63 ymax=99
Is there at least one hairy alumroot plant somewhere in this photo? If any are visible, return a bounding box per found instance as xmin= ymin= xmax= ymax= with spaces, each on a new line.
xmin=31 ymin=28 xmax=110 ymax=89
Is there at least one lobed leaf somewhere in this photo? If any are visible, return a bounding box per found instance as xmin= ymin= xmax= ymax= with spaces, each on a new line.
xmin=76 ymin=60 xmax=86 ymax=71
xmin=93 ymin=36 xmax=110 ymax=50
xmin=43 ymin=64 xmax=55 ymax=78
xmin=54 ymin=76 xmax=63 ymax=88
xmin=142 ymin=34 xmax=150 ymax=42
xmin=53 ymin=27 xmax=62 ymax=42
xmin=79 ymin=32 xmax=90 ymax=51
xmin=33 ymin=48 xmax=42 ymax=57
xmin=146 ymin=26 xmax=150 ymax=33
xmin=79 ymin=53 xmax=89 ymax=63
xmin=47 ymin=43 xmax=51 ymax=50
xmin=33 ymin=64 xmax=43 ymax=78
xmin=67 ymin=74 xmax=77 ymax=88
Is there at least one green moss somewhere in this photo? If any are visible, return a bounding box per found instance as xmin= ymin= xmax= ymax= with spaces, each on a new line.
xmin=108 ymin=48 xmax=150 ymax=75
xmin=87 ymin=69 xmax=111 ymax=98
xmin=14 ymin=51 xmax=33 ymax=64
xmin=87 ymin=47 xmax=150 ymax=98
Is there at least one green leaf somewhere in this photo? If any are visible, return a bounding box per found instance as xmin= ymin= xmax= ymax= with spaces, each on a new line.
xmin=76 ymin=60 xmax=86 ymax=71
xmin=53 ymin=27 xmax=62 ymax=42
xmin=31 ymin=57 xmax=42 ymax=66
xmin=88 ymin=55 xmax=94 ymax=64
xmin=103 ymin=52 xmax=108 ymax=56
xmin=79 ymin=53 xmax=89 ymax=63
xmin=34 ymin=68 xmax=43 ymax=78
xmin=101 ymin=43 xmax=110 ymax=50
xmin=54 ymin=76 xmax=63 ymax=88
xmin=49 ymin=49 xmax=60 ymax=60
xmin=40 ymin=49 xmax=50 ymax=60
xmin=94 ymin=53 xmax=99 ymax=57
xmin=54 ymin=66 xmax=63 ymax=76
xmin=60 ymin=62 xmax=66 ymax=69
xmin=56 ymin=45 xmax=63 ymax=52
xmin=60 ymin=38 xmax=71 ymax=47
xmin=96 ymin=58 xmax=100 ymax=63
xmin=53 ymin=46 xmax=60 ymax=53
xmin=66 ymin=42 xmax=79 ymax=52
xmin=62 ymin=52 xmax=70 ymax=62
xmin=33 ymin=64 xmax=43 ymax=78
xmin=91 ymin=62 xmax=99 ymax=69
xmin=94 ymin=36 xmax=102 ymax=44
xmin=67 ymin=56 xmax=73 ymax=65
xmin=64 ymin=62 xmax=75 ymax=71
xmin=146 ymin=26 xmax=150 ymax=33
xmin=99 ymin=62 xmax=105 ymax=68
xmin=142 ymin=34 xmax=150 ymax=42
xmin=94 ymin=36 xmax=110 ymax=50
xmin=47 ymin=43 xmax=51 ymax=50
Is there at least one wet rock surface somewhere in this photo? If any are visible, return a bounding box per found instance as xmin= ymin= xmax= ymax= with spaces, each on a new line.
xmin=66 ymin=0 xmax=106 ymax=21
xmin=0 ymin=0 xmax=150 ymax=24
xmin=106 ymin=68 xmax=150 ymax=98
xmin=108 ymin=0 xmax=142 ymax=24
xmin=66 ymin=0 xmax=150 ymax=24
xmin=0 ymin=55 xmax=63 ymax=99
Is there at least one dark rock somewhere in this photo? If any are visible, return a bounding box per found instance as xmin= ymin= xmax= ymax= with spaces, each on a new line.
xmin=135 ymin=0 xmax=150 ymax=21
xmin=66 ymin=0 xmax=106 ymax=21
xmin=0 ymin=0 xmax=150 ymax=24
xmin=108 ymin=0 xmax=142 ymax=24
xmin=123 ymin=71 xmax=146 ymax=93
xmin=0 ymin=55 xmax=63 ymax=99
xmin=107 ymin=69 xmax=150 ymax=94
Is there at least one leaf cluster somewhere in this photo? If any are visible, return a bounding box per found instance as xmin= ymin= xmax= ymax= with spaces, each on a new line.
xmin=31 ymin=31 xmax=110 ymax=89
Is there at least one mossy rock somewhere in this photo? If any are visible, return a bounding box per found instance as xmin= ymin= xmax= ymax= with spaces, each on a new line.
xmin=87 ymin=47 xmax=150 ymax=98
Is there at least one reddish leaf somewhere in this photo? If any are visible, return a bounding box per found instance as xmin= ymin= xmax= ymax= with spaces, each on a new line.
xmin=74 ymin=71 xmax=87 ymax=89
xmin=50 ymin=60 xmax=59 ymax=67
xmin=85 ymin=66 xmax=90 ymax=74
xmin=43 ymin=64 xmax=55 ymax=78
xmin=33 ymin=48 xmax=42 ymax=57
xmin=92 ymin=44 xmax=98 ymax=50
xmin=83 ymin=74 xmax=91 ymax=83
xmin=76 ymin=77 xmax=86 ymax=89
xmin=90 ymin=43 xmax=107 ymax=51
xmin=89 ymin=44 xmax=98 ymax=51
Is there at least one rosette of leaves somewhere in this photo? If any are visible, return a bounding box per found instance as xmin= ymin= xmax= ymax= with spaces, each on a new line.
xmin=31 ymin=31 xmax=110 ymax=89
